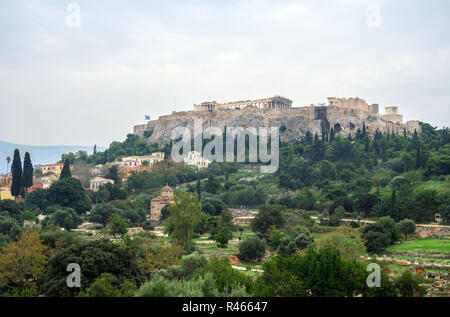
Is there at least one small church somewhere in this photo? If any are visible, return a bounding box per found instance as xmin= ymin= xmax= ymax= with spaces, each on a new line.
xmin=150 ymin=186 xmax=174 ymax=220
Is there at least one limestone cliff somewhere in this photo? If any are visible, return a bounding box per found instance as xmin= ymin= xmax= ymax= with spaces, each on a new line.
xmin=134 ymin=106 xmax=420 ymax=144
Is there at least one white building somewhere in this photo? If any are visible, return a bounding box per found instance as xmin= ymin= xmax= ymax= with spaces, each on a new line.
xmin=116 ymin=152 xmax=165 ymax=168
xmin=184 ymin=151 xmax=211 ymax=169
xmin=89 ymin=177 xmax=114 ymax=191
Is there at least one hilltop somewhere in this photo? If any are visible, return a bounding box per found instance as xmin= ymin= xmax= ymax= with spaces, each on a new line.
xmin=133 ymin=96 xmax=421 ymax=144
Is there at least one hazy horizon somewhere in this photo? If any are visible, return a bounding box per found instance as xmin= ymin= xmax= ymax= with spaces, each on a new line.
xmin=1 ymin=0 xmax=449 ymax=146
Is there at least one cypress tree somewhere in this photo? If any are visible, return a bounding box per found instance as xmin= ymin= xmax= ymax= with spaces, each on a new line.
xmin=22 ymin=152 xmax=33 ymax=189
xmin=305 ymin=131 xmax=313 ymax=145
xmin=314 ymin=132 xmax=319 ymax=144
xmin=329 ymin=128 xmax=335 ymax=143
xmin=60 ymin=158 xmax=72 ymax=180
xmin=11 ymin=149 xmax=22 ymax=198
xmin=364 ymin=137 xmax=370 ymax=152
xmin=390 ymin=189 xmax=399 ymax=221
xmin=412 ymin=129 xmax=419 ymax=151
xmin=196 ymin=179 xmax=201 ymax=200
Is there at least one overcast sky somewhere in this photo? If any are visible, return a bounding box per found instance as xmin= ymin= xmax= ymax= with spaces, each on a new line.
xmin=0 ymin=0 xmax=449 ymax=146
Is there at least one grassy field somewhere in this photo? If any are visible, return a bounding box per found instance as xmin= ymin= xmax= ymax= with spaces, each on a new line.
xmin=387 ymin=238 xmax=450 ymax=253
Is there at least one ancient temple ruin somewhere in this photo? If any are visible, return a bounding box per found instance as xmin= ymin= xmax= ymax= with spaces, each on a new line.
xmin=194 ymin=96 xmax=292 ymax=112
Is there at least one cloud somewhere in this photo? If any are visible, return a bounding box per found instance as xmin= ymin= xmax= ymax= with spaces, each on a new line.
xmin=0 ymin=0 xmax=449 ymax=146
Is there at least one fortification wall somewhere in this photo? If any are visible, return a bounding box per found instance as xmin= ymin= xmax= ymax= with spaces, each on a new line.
xmin=134 ymin=105 xmax=420 ymax=143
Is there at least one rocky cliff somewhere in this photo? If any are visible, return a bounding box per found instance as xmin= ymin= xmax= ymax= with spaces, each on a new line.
xmin=134 ymin=106 xmax=420 ymax=144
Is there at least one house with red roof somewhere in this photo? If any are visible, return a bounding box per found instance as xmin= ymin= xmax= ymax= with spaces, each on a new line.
xmin=89 ymin=176 xmax=114 ymax=192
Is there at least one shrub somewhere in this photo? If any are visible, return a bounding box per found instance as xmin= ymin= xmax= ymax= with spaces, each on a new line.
xmin=276 ymin=226 xmax=313 ymax=257
xmin=239 ymin=235 xmax=266 ymax=261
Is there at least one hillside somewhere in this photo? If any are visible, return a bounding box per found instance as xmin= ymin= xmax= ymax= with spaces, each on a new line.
xmin=0 ymin=141 xmax=105 ymax=174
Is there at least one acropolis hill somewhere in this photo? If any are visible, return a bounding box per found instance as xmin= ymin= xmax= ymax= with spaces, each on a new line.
xmin=134 ymin=96 xmax=421 ymax=143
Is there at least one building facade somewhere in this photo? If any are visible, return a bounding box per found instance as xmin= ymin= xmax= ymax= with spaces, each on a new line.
xmin=41 ymin=163 xmax=65 ymax=177
xmin=89 ymin=177 xmax=115 ymax=191
xmin=184 ymin=151 xmax=211 ymax=169
xmin=116 ymin=152 xmax=165 ymax=168
xmin=0 ymin=185 xmax=13 ymax=200
xmin=150 ymin=186 xmax=174 ymax=221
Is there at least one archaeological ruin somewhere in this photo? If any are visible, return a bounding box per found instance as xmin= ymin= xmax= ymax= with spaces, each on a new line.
xmin=134 ymin=96 xmax=421 ymax=144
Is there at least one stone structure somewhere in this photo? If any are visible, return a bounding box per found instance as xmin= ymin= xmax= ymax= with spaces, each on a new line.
xmin=150 ymin=186 xmax=174 ymax=221
xmin=89 ymin=164 xmax=105 ymax=176
xmin=328 ymin=97 xmax=373 ymax=113
xmin=414 ymin=224 xmax=450 ymax=238
xmin=0 ymin=185 xmax=13 ymax=200
xmin=41 ymin=163 xmax=65 ymax=177
xmin=134 ymin=96 xmax=421 ymax=144
xmin=194 ymin=96 xmax=292 ymax=112
xmin=382 ymin=106 xmax=403 ymax=124
xmin=231 ymin=209 xmax=257 ymax=224
xmin=89 ymin=176 xmax=114 ymax=192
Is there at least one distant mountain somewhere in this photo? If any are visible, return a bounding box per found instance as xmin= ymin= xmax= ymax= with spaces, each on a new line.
xmin=0 ymin=141 xmax=106 ymax=174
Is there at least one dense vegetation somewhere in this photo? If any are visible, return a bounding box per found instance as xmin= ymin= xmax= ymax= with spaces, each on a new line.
xmin=0 ymin=122 xmax=448 ymax=297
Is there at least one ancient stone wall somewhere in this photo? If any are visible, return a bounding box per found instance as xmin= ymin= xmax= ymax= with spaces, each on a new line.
xmin=327 ymin=97 xmax=370 ymax=113
xmin=415 ymin=224 xmax=450 ymax=238
xmin=134 ymin=104 xmax=420 ymax=143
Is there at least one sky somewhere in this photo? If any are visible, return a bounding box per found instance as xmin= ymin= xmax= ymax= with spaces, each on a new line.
xmin=0 ymin=0 xmax=449 ymax=146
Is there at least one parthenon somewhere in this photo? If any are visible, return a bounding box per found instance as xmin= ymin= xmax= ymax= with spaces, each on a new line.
xmin=194 ymin=96 xmax=292 ymax=112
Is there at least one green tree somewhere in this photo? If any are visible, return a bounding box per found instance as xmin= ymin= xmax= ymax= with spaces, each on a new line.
xmin=42 ymin=239 xmax=143 ymax=297
xmin=11 ymin=149 xmax=22 ymax=198
xmin=239 ymin=235 xmax=266 ymax=261
xmin=48 ymin=208 xmax=83 ymax=231
xmin=276 ymin=226 xmax=313 ymax=257
xmin=198 ymin=257 xmax=254 ymax=294
xmin=165 ymin=192 xmax=201 ymax=250
xmin=395 ymin=270 xmax=427 ymax=297
xmin=329 ymin=205 xmax=346 ymax=226
xmin=361 ymin=218 xmax=399 ymax=252
xmin=22 ymin=152 xmax=33 ymax=190
xmin=215 ymin=227 xmax=232 ymax=248
xmin=105 ymin=165 xmax=120 ymax=185
xmin=398 ymin=219 xmax=416 ymax=240
xmin=205 ymin=175 xmax=221 ymax=194
xmin=88 ymin=203 xmax=122 ymax=226
xmin=251 ymin=205 xmax=285 ymax=237
xmin=313 ymin=226 xmax=366 ymax=261
xmin=256 ymin=246 xmax=367 ymax=297
xmin=196 ymin=179 xmax=202 ymax=200
xmin=59 ymin=158 xmax=72 ymax=180
xmin=78 ymin=273 xmax=136 ymax=297
xmin=0 ymin=230 xmax=48 ymax=292
xmin=319 ymin=160 xmax=336 ymax=181
xmin=47 ymin=178 xmax=92 ymax=214
xmin=107 ymin=214 xmax=128 ymax=237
